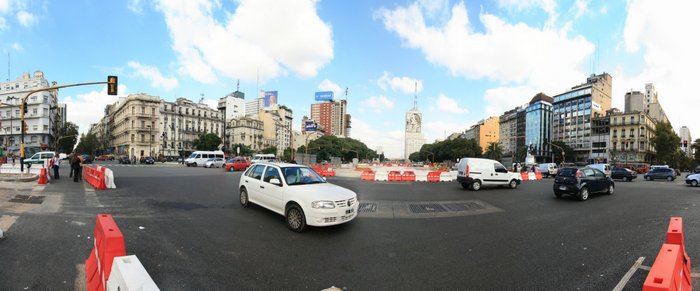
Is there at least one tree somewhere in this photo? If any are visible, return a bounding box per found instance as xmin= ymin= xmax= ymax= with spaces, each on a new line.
xmin=551 ymin=141 xmax=574 ymax=164
xmin=56 ymin=122 xmax=79 ymax=153
xmin=651 ymin=122 xmax=680 ymax=165
xmin=261 ymin=146 xmax=277 ymax=155
xmin=230 ymin=143 xmax=253 ymax=157
xmin=193 ymin=133 xmax=222 ymax=151
xmin=484 ymin=142 xmax=503 ymax=161
xmin=408 ymin=151 xmax=421 ymax=162
xmin=282 ymin=147 xmax=293 ymax=162
xmin=306 ymin=135 xmax=378 ymax=162
xmin=74 ymin=133 xmax=99 ymax=154
xmin=691 ymin=138 xmax=700 ymax=162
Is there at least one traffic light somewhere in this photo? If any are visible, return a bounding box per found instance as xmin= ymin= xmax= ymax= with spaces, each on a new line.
xmin=22 ymin=101 xmax=27 ymax=114
xmin=107 ymin=75 xmax=118 ymax=95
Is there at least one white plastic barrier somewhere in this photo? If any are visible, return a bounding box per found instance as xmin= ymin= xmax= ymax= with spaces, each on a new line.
xmin=107 ymin=255 xmax=159 ymax=291
xmin=528 ymin=172 xmax=536 ymax=181
xmin=374 ymin=170 xmax=389 ymax=181
xmin=105 ymin=168 xmax=117 ymax=189
xmin=439 ymin=171 xmax=455 ymax=182
xmin=415 ymin=171 xmax=429 ymax=182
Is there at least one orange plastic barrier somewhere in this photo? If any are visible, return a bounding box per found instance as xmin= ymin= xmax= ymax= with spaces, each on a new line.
xmin=402 ymin=171 xmax=416 ymax=182
xmin=388 ymin=171 xmax=402 ymax=182
xmin=520 ymin=172 xmax=529 ymax=181
xmin=38 ymin=168 xmax=48 ymax=185
xmin=427 ymin=171 xmax=441 ymax=182
xmin=360 ymin=170 xmax=375 ymax=181
xmin=643 ymin=217 xmax=692 ymax=291
xmin=85 ymin=214 xmax=126 ymax=291
xmin=83 ymin=165 xmax=107 ymax=190
xmin=320 ymin=164 xmax=336 ymax=177
xmin=535 ymin=172 xmax=542 ymax=180
xmin=312 ymin=164 xmax=323 ymax=174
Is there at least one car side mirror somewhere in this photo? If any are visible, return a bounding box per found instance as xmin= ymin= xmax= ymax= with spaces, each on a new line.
xmin=270 ymin=178 xmax=283 ymax=186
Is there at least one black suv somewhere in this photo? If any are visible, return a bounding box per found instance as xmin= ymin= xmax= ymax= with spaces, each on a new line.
xmin=553 ymin=167 xmax=615 ymax=201
xmin=142 ymin=156 xmax=155 ymax=164
xmin=610 ymin=167 xmax=637 ymax=182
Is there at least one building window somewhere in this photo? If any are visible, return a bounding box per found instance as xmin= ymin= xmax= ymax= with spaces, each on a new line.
xmin=132 ymin=107 xmax=135 ymax=114
xmin=33 ymin=108 xmax=38 ymax=115
xmin=141 ymin=120 xmax=145 ymax=128
xmin=152 ymin=108 xmax=155 ymax=115
xmin=44 ymin=125 xmax=48 ymax=131
xmin=141 ymin=134 xmax=145 ymax=142
xmin=631 ymin=116 xmax=635 ymax=124
xmin=131 ymin=120 xmax=134 ymax=128
xmin=131 ymin=134 xmax=135 ymax=142
xmin=613 ymin=130 xmax=617 ymax=138
xmin=33 ymin=125 xmax=38 ymax=131
xmin=142 ymin=106 xmax=145 ymax=114
xmin=44 ymin=108 xmax=48 ymax=116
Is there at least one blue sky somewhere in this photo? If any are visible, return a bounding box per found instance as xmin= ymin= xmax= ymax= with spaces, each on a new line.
xmin=1 ymin=0 xmax=697 ymax=158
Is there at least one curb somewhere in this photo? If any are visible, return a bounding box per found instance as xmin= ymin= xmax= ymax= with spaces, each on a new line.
xmin=0 ymin=174 xmax=39 ymax=182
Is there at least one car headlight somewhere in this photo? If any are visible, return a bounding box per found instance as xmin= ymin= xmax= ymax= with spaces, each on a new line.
xmin=312 ymin=200 xmax=335 ymax=209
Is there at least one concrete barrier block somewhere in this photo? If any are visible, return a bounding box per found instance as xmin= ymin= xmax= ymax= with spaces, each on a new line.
xmin=107 ymin=255 xmax=159 ymax=291
xmin=374 ymin=171 xmax=389 ymax=181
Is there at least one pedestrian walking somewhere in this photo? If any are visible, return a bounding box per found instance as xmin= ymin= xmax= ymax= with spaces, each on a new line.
xmin=71 ymin=152 xmax=82 ymax=182
xmin=52 ymin=152 xmax=60 ymax=179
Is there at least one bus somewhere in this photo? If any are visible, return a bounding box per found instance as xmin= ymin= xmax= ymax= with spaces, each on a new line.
xmin=615 ymin=162 xmax=651 ymax=174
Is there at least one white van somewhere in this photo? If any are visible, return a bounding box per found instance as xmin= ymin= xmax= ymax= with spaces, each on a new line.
xmin=185 ymin=151 xmax=224 ymax=167
xmin=456 ymin=158 xmax=522 ymax=191
xmin=250 ymin=154 xmax=276 ymax=164
xmin=24 ymin=151 xmax=55 ymax=165
xmin=587 ymin=163 xmax=611 ymax=176
xmin=538 ymin=163 xmax=559 ymax=178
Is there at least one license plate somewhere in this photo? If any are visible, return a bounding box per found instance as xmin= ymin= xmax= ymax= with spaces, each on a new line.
xmin=345 ymin=208 xmax=354 ymax=214
xmin=559 ymin=186 xmax=567 ymax=190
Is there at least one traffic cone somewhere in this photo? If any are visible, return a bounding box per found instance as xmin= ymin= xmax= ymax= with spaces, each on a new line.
xmin=38 ymin=168 xmax=48 ymax=185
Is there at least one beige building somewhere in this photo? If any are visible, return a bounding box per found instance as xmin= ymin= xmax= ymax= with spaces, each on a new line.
xmin=108 ymin=93 xmax=162 ymax=159
xmin=160 ymin=98 xmax=224 ymax=158
xmin=227 ymin=117 xmax=264 ymax=153
xmin=464 ymin=116 xmax=500 ymax=153
xmin=609 ymin=111 xmax=656 ymax=163
xmin=258 ymin=106 xmax=293 ymax=156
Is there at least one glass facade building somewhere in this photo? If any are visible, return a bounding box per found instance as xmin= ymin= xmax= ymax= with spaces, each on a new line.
xmin=525 ymin=93 xmax=553 ymax=162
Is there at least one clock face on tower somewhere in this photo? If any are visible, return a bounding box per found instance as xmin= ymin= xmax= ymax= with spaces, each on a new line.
xmin=406 ymin=112 xmax=421 ymax=133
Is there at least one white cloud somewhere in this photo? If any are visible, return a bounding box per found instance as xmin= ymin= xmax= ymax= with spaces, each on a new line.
xmin=350 ymin=118 xmax=404 ymax=159
xmin=599 ymin=6 xmax=608 ymax=15
xmin=128 ymin=61 xmax=179 ymax=91
xmin=483 ymin=86 xmax=533 ymax=116
xmin=574 ymin=0 xmax=589 ymax=18
xmin=378 ymin=2 xmax=593 ymax=93
xmin=377 ymin=71 xmax=423 ymax=94
xmin=128 ymin=0 xmax=144 ymax=14
xmin=16 ymin=10 xmax=36 ymax=27
xmin=61 ymin=85 xmax=128 ymax=136
xmin=617 ymin=0 xmax=700 ymax=137
xmin=317 ymin=78 xmax=342 ymax=97
xmin=362 ymin=95 xmax=395 ymax=113
xmin=0 ymin=0 xmax=11 ymax=14
xmin=156 ymin=0 xmax=333 ymax=84
xmin=11 ymin=42 xmax=22 ymax=51
xmin=423 ymin=119 xmax=475 ymax=143
xmin=433 ymin=94 xmax=467 ymax=114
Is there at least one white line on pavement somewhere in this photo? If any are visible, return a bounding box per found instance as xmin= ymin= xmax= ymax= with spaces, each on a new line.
xmin=613 ymin=257 xmax=645 ymax=291
xmin=74 ymin=264 xmax=86 ymax=291
xmin=0 ymin=215 xmax=19 ymax=233
xmin=638 ymin=265 xmax=651 ymax=271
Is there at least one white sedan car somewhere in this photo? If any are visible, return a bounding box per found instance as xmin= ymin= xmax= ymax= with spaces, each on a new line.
xmin=205 ymin=158 xmax=226 ymax=168
xmin=239 ymin=163 xmax=358 ymax=232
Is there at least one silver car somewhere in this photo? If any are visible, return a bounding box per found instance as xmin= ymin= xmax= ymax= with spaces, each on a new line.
xmin=205 ymin=158 xmax=226 ymax=168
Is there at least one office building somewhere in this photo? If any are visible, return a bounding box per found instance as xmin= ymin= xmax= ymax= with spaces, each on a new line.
xmin=310 ymin=99 xmax=350 ymax=137
xmin=218 ymin=90 xmax=245 ymax=121
xmin=0 ymin=71 xmax=61 ymax=155
xmin=525 ymin=93 xmax=553 ymax=162
xmin=464 ymin=116 xmax=500 ymax=153
xmin=552 ymin=73 xmax=612 ymax=163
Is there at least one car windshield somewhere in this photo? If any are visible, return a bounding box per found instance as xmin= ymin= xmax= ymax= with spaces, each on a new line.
xmin=558 ymin=168 xmax=579 ymax=177
xmin=281 ymin=166 xmax=326 ymax=186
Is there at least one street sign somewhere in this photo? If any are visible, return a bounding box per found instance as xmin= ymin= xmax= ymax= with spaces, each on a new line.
xmin=314 ymin=91 xmax=334 ymax=101
xmin=304 ymin=121 xmax=317 ymax=132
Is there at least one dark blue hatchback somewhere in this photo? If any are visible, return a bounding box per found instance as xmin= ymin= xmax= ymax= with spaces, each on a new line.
xmin=553 ymin=167 xmax=615 ymax=201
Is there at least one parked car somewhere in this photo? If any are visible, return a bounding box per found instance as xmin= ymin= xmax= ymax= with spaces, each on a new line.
xmin=553 ymin=167 xmax=615 ymax=201
xmin=538 ymin=163 xmax=558 ymax=178
xmin=81 ymin=154 xmax=94 ymax=164
xmin=205 ymin=158 xmax=226 ymax=168
xmin=118 ymin=156 xmax=131 ymax=164
xmin=644 ymin=168 xmax=676 ymax=181
xmin=610 ymin=167 xmax=637 ymax=182
xmin=239 ymin=163 xmax=358 ymax=232
xmin=141 ymin=156 xmax=155 ymax=164
xmin=225 ymin=157 xmax=251 ymax=171
xmin=95 ymin=155 xmax=109 ymax=161
xmin=686 ymin=173 xmax=700 ymax=187
xmin=456 ymin=158 xmax=522 ymax=191
xmin=23 ymin=151 xmax=55 ymax=165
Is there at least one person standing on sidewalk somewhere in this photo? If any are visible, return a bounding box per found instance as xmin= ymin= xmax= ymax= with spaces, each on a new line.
xmin=71 ymin=152 xmax=81 ymax=182
xmin=52 ymin=152 xmax=60 ymax=179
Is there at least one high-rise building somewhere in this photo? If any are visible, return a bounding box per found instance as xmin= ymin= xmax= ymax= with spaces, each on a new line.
xmin=310 ymin=100 xmax=350 ymax=137
xmin=552 ymin=73 xmax=612 ymax=163
xmin=463 ymin=116 xmax=500 ymax=154
xmin=499 ymin=104 xmax=527 ymax=164
xmin=0 ymin=71 xmax=61 ymax=155
xmin=624 ymin=91 xmax=645 ymax=113
xmin=218 ymin=90 xmax=245 ymax=121
xmin=245 ymin=91 xmax=265 ymax=118
xmin=590 ymin=108 xmax=618 ymax=163
xmin=680 ymin=126 xmax=692 ymax=157
xmin=404 ymin=108 xmax=426 ymax=160
xmin=525 ymin=93 xmax=553 ymax=162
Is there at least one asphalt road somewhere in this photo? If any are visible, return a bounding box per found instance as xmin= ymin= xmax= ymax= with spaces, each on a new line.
xmin=1 ymin=162 xmax=699 ymax=290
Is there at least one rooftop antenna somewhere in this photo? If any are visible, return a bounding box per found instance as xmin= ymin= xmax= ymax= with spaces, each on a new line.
xmin=236 ymin=79 xmax=240 ymax=92
xmin=344 ymin=87 xmax=348 ymax=100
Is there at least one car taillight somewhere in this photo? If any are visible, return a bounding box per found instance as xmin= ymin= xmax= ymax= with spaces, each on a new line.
xmin=465 ymin=165 xmax=470 ymax=176
xmin=576 ymin=170 xmax=582 ymax=178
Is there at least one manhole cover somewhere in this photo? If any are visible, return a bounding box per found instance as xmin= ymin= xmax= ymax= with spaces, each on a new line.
xmin=9 ymin=195 xmax=45 ymax=204
xmin=408 ymin=203 xmax=447 ymax=213
xmin=443 ymin=202 xmax=485 ymax=212
xmin=358 ymin=202 xmax=377 ymax=213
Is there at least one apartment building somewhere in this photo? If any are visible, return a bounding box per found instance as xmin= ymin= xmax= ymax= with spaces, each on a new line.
xmin=609 ymin=111 xmax=656 ymax=163
xmin=160 ymin=97 xmax=224 ymax=158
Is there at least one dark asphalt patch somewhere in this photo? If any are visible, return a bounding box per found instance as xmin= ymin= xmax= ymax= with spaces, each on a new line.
xmin=9 ymin=195 xmax=45 ymax=204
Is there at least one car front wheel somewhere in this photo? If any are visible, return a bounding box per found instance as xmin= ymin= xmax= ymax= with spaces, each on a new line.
xmin=509 ymin=179 xmax=518 ymax=189
xmin=667 ymin=176 xmax=673 ymax=181
xmin=239 ymin=188 xmax=250 ymax=207
xmin=286 ymin=204 xmax=307 ymax=233
xmin=578 ymin=187 xmax=589 ymax=201
xmin=606 ymin=184 xmax=614 ymax=195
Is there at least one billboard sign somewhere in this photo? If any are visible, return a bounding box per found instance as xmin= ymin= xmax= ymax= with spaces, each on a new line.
xmin=314 ymin=91 xmax=334 ymax=101
xmin=264 ymin=91 xmax=278 ymax=109
xmin=304 ymin=121 xmax=317 ymax=132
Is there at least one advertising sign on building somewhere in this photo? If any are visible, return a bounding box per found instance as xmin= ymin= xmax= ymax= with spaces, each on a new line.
xmin=264 ymin=91 xmax=278 ymax=109
xmin=314 ymin=91 xmax=334 ymax=101
xmin=591 ymin=101 xmax=601 ymax=111
xmin=304 ymin=121 xmax=317 ymax=132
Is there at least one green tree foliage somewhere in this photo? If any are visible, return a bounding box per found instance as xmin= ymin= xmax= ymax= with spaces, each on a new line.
xmin=193 ymin=133 xmax=222 ymax=151
xmin=551 ymin=141 xmax=574 ymax=164
xmin=483 ymin=142 xmax=504 ymax=161
xmin=230 ymin=143 xmax=253 ymax=157
xmin=408 ymin=151 xmax=421 ymax=162
xmin=413 ymin=138 xmax=482 ymax=163
xmin=692 ymin=138 xmax=700 ymax=162
xmin=305 ymin=135 xmax=378 ymax=162
xmin=56 ymin=122 xmax=79 ymax=153
xmin=651 ymin=122 xmax=680 ymax=165
xmin=282 ymin=147 xmax=294 ymax=162
xmin=74 ymin=133 xmax=99 ymax=154
xmin=261 ymin=146 xmax=277 ymax=155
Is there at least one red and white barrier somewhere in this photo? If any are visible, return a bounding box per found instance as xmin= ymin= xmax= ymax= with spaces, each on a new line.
xmin=643 ymin=217 xmax=692 ymax=290
xmin=107 ymin=255 xmax=159 ymax=291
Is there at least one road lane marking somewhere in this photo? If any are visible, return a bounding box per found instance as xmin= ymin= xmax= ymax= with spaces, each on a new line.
xmin=0 ymin=215 xmax=19 ymax=232
xmin=74 ymin=264 xmax=86 ymax=291
xmin=638 ymin=265 xmax=651 ymax=271
xmin=612 ymin=256 xmax=645 ymax=291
